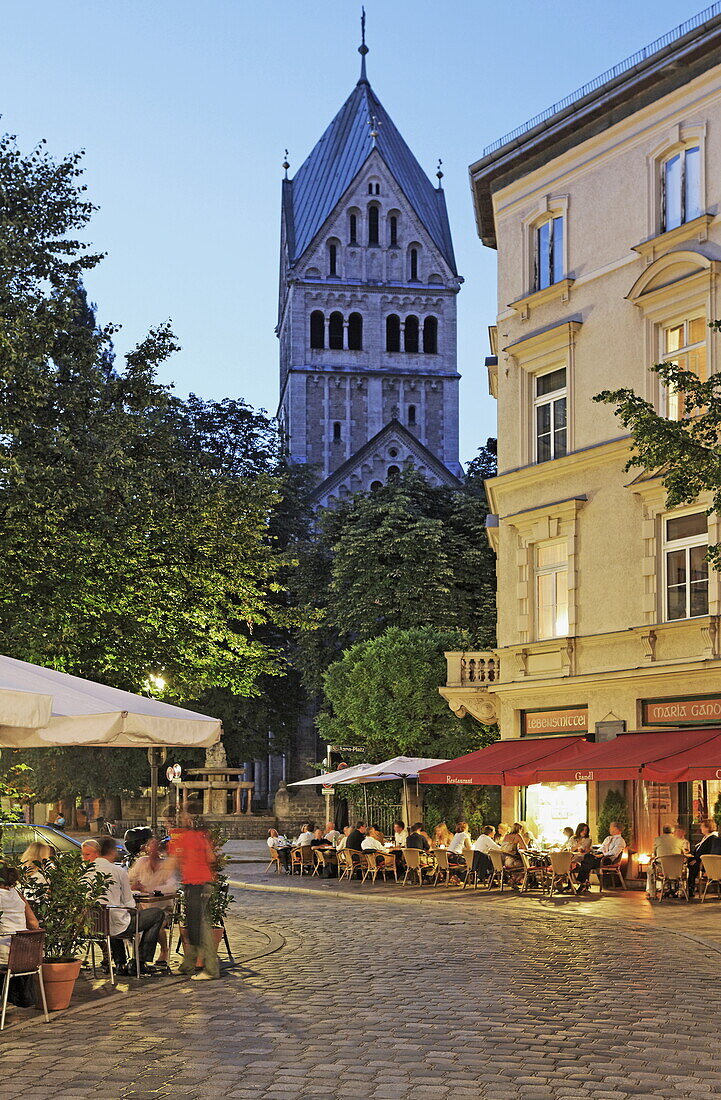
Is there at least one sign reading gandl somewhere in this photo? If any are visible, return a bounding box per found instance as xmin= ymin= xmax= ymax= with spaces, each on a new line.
xmin=522 ymin=707 xmax=588 ymax=736
xmin=643 ymin=695 xmax=721 ymax=726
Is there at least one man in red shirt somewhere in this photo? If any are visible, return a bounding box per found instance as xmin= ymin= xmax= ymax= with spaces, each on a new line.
xmin=170 ymin=810 xmax=219 ymax=980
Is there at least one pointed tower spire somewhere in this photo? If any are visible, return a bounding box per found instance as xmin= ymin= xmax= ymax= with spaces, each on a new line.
xmin=358 ymin=6 xmax=369 ymax=85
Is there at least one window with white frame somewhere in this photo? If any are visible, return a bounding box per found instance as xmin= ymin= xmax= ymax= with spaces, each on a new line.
xmin=661 ymin=145 xmax=701 ymax=233
xmin=535 ymin=539 xmax=569 ymax=640
xmin=660 ymin=314 xmax=707 ymax=420
xmin=534 ymin=216 xmax=564 ymax=291
xmin=663 ymin=512 xmax=709 ymax=621
xmin=534 ymin=367 xmax=567 ymax=463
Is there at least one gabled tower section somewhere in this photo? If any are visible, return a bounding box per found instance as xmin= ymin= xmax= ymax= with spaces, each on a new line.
xmin=277 ymin=23 xmax=463 ymax=506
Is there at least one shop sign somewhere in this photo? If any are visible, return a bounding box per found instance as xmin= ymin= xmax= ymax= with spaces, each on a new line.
xmin=643 ymin=695 xmax=721 ymax=726
xmin=522 ymin=707 xmax=588 ymax=736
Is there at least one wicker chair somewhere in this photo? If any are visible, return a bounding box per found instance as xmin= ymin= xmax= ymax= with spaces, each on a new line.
xmin=314 ymin=849 xmax=337 ymax=878
xmin=264 ymin=848 xmax=282 ymax=874
xmin=401 ymin=847 xmax=425 ymax=886
xmin=655 ymin=854 xmax=689 ymax=902
xmin=85 ymin=904 xmax=117 ymax=985
xmin=337 ymin=849 xmax=359 ymax=884
xmin=291 ymin=845 xmax=314 ymax=875
xmin=595 ymin=853 xmax=627 ymax=893
xmin=546 ymin=851 xmax=577 ymax=897
xmin=487 ymin=848 xmax=515 ymax=892
xmin=380 ymin=851 xmax=398 ymax=883
xmin=1 ymin=930 xmax=49 ymax=1031
xmin=432 ymin=848 xmax=450 ymax=886
xmin=461 ymin=848 xmax=481 ymax=890
xmin=520 ymin=849 xmax=549 ymax=893
xmin=700 ymin=854 xmax=721 ymax=901
xmin=362 ymin=850 xmax=386 ymax=884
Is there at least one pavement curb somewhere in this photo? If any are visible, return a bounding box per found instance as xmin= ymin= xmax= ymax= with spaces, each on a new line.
xmin=228 ymin=876 xmax=721 ymax=959
xmin=0 ymin=920 xmax=286 ymax=1037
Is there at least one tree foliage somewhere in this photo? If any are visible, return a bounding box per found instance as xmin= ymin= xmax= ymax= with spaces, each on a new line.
xmin=597 ymin=788 xmax=631 ymax=842
xmin=595 ymin=327 xmax=721 ymax=565
xmin=317 ymin=626 xmax=497 ymax=761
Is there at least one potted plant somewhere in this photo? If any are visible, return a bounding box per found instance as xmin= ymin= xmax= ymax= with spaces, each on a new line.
xmin=22 ymin=853 xmax=109 ymax=1010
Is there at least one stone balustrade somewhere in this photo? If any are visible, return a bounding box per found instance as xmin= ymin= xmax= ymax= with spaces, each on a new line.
xmin=444 ymin=651 xmax=500 ymax=687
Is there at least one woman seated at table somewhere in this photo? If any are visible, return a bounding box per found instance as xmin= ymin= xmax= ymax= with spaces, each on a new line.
xmin=433 ymin=822 xmax=453 ymax=848
xmin=128 ymin=836 xmax=179 ymax=973
xmin=500 ymin=822 xmax=527 ymax=869
xmin=0 ymin=863 xmax=41 ymax=1008
xmin=570 ymin=823 xmax=592 ymax=865
xmin=20 ymin=842 xmax=53 ymax=882
xmin=496 ymin=822 xmax=510 ymax=844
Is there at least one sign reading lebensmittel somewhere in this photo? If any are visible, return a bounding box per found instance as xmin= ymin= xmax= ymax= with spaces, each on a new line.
xmin=643 ymin=695 xmax=721 ymax=726
xmin=522 ymin=706 xmax=588 ymax=736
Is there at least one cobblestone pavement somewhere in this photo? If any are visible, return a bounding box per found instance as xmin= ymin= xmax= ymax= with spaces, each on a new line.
xmin=2 ymin=888 xmax=721 ymax=1100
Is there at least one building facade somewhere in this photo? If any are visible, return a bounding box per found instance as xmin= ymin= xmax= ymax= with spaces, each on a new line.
xmin=443 ymin=9 xmax=721 ymax=850
xmin=277 ymin=38 xmax=463 ymax=507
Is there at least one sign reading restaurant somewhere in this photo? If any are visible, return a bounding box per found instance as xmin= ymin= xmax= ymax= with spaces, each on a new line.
xmin=643 ymin=695 xmax=721 ymax=726
xmin=522 ymin=706 xmax=588 ymax=736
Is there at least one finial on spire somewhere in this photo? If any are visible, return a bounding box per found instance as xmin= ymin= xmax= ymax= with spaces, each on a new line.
xmin=282 ymin=149 xmax=290 ymax=179
xmin=436 ymin=158 xmax=444 ymax=188
xmin=368 ymin=114 xmax=380 ymax=147
xmin=358 ymin=6 xmax=369 ymax=84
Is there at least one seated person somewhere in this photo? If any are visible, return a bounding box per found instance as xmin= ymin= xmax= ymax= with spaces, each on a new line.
xmin=391 ymin=821 xmax=408 ymax=847
xmin=20 ymin=842 xmax=53 ymax=882
xmin=0 ymin=863 xmax=41 ymax=1008
xmin=361 ymin=827 xmax=386 ymax=865
xmin=571 ymin=823 xmax=593 ymax=861
xmin=310 ymin=828 xmax=333 ymax=848
xmin=432 ymin=822 xmax=453 ymax=848
xmin=471 ymin=825 xmax=501 ymax=878
xmin=294 ymin=824 xmax=314 ymax=846
xmin=323 ymin=822 xmax=341 ymax=846
xmin=83 ymin=838 xmax=165 ymax=975
xmin=345 ymin=822 xmax=367 ymax=852
xmin=405 ymin=823 xmax=430 ymax=852
xmin=266 ymin=828 xmax=292 ymax=872
xmin=496 ymin=822 xmax=510 ymax=844
xmin=447 ymin=822 xmax=471 ymax=867
xmin=653 ymin=824 xmax=686 ymax=858
xmin=129 ymin=837 xmax=179 ymax=972
xmin=500 ymin=822 xmax=527 ymax=869
xmin=559 ymin=827 xmax=575 ymax=851
xmin=673 ymin=825 xmax=691 ymax=856
xmin=687 ymin=818 xmax=721 ymax=898
xmin=576 ymin=823 xmax=626 ymax=890
xmin=336 ymin=827 xmax=351 ymax=852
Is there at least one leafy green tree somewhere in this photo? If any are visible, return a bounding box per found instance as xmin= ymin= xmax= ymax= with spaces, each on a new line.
xmin=594 ymin=326 xmax=721 ymax=565
xmin=597 ymin=788 xmax=631 ymax=842
xmin=317 ymin=626 xmax=497 ymax=761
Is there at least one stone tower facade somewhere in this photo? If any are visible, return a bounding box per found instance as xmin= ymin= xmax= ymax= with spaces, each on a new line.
xmin=277 ymin=40 xmax=463 ymax=506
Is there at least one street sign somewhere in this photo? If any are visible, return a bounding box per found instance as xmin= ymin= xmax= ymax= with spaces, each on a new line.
xmin=147 ymin=746 xmax=168 ymax=766
xmin=166 ymin=766 xmax=175 ymax=782
xmin=173 ymin=763 xmax=182 ymax=777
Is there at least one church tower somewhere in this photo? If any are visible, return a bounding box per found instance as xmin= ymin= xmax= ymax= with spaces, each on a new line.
xmin=277 ymin=20 xmax=463 ymax=507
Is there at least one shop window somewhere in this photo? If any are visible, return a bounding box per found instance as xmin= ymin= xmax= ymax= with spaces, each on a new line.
xmin=386 ymin=314 xmax=400 ymax=352
xmin=661 ymin=315 xmax=707 ymax=420
xmin=663 ymin=512 xmax=709 ymax=621
xmin=661 ymin=145 xmax=701 ymax=232
xmin=328 ymin=311 xmax=344 ymax=350
xmin=534 ymin=367 xmax=567 ymax=463
xmin=523 ymin=783 xmax=588 ymax=847
xmin=534 ymin=215 xmax=564 ymax=291
xmin=310 ymin=310 xmax=324 ymax=350
xmin=535 ymin=539 xmax=568 ymax=640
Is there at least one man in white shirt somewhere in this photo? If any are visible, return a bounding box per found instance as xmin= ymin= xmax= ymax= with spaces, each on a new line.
xmin=471 ymin=826 xmax=502 ymax=879
xmin=83 ymin=838 xmax=164 ymax=974
xmin=392 ymin=821 xmax=408 ymax=846
xmin=267 ymin=829 xmax=292 ymax=872
xmin=576 ymin=823 xmax=626 ymax=890
xmin=361 ymin=833 xmax=386 ymax=853
xmin=323 ymin=822 xmax=341 ymax=845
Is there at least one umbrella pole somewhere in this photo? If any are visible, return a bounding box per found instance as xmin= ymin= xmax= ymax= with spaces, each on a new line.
xmin=363 ymin=784 xmax=368 ymax=821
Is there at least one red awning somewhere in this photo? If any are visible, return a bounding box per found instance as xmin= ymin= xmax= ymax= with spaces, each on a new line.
xmin=641 ymin=730 xmax=721 ymax=782
xmin=417 ymin=735 xmax=586 ymax=786
xmin=532 ymin=727 xmax=721 ymax=784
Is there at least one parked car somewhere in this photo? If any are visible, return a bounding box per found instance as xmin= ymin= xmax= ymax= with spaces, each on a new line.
xmin=0 ymin=822 xmax=127 ymax=859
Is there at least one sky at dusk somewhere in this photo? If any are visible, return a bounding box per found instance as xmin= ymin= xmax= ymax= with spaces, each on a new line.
xmin=0 ymin=0 xmax=706 ymax=463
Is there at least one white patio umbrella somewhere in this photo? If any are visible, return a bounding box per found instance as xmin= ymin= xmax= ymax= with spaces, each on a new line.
xmin=0 ymin=653 xmax=221 ymax=749
xmin=333 ymin=756 xmax=449 ymax=827
xmin=287 ymin=761 xmax=377 ymax=788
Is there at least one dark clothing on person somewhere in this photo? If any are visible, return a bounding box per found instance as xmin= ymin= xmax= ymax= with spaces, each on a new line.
xmin=110 ymin=905 xmax=165 ymax=969
xmin=405 ymin=833 xmax=430 ymax=852
xmin=688 ymin=833 xmax=721 ymax=895
xmin=334 ymin=799 xmax=349 ymax=832
xmin=345 ymin=829 xmax=365 ymax=852
xmin=310 ymin=838 xmax=332 ymax=848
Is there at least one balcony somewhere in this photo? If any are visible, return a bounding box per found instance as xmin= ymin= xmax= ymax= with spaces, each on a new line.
xmin=439 ymin=651 xmax=500 ymax=725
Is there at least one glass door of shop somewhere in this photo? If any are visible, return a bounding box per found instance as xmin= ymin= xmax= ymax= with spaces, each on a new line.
xmin=521 ymin=782 xmax=588 ymax=846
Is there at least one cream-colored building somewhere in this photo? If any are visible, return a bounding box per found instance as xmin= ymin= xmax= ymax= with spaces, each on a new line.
xmin=443 ymin=10 xmax=721 ymax=849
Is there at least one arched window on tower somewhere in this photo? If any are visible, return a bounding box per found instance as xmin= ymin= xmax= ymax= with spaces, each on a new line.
xmin=349 ymin=213 xmax=357 ymax=245
xmin=333 ymin=421 xmax=342 ymax=442
xmin=328 ymin=243 xmax=337 ymax=277
xmin=328 ymin=311 xmax=344 ymax=350
xmin=423 ymin=316 xmax=438 ymax=354
xmin=348 ymin=312 xmax=363 ymax=351
xmin=408 ymin=404 xmax=417 ymax=426
xmin=404 ymin=315 xmax=419 ymax=353
xmin=389 ymin=215 xmax=398 ymax=247
xmin=310 ymin=310 xmax=325 ymax=349
xmin=386 ymin=314 xmax=400 ymax=353
xmin=409 ymin=247 xmax=419 ymax=281
xmin=368 ymin=205 xmax=379 ymax=246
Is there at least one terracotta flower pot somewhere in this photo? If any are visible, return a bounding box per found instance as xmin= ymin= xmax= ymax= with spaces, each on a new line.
xmin=178 ymin=925 xmax=224 ymax=967
xmin=38 ymin=959 xmax=82 ymax=1011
